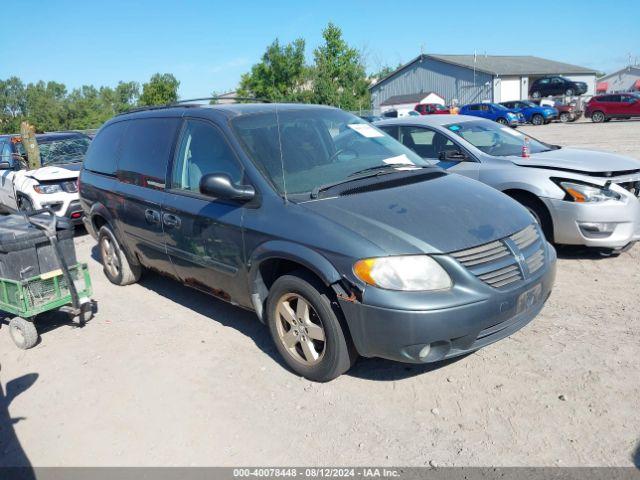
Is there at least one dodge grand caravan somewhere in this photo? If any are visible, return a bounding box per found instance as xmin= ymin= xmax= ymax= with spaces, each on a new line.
xmin=80 ymin=103 xmax=556 ymax=381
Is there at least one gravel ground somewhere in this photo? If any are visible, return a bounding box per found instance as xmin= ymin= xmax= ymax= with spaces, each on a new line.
xmin=1 ymin=119 xmax=639 ymax=467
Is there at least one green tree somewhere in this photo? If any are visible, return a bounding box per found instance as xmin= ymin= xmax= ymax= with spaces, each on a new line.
xmin=312 ymin=23 xmax=370 ymax=110
xmin=24 ymin=81 xmax=67 ymax=132
xmin=238 ymin=38 xmax=311 ymax=102
xmin=139 ymin=73 xmax=179 ymax=106
xmin=0 ymin=77 xmax=26 ymax=133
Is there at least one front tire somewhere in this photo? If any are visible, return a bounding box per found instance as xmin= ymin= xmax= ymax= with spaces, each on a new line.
xmin=559 ymin=112 xmax=570 ymax=123
xmin=531 ymin=113 xmax=544 ymax=126
xmin=17 ymin=195 xmax=34 ymax=213
xmin=565 ymin=88 xmax=575 ymax=96
xmin=531 ymin=91 xmax=541 ymax=99
xmin=266 ymin=271 xmax=356 ymax=382
xmin=98 ymin=225 xmax=141 ymax=285
xmin=496 ymin=118 xmax=508 ymax=126
xmin=591 ymin=111 xmax=605 ymax=123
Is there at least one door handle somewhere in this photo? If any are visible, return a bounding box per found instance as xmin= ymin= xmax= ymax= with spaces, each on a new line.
xmin=144 ymin=209 xmax=160 ymax=224
xmin=163 ymin=213 xmax=181 ymax=228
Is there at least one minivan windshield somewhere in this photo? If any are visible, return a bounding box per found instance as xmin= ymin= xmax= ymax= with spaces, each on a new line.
xmin=231 ymin=107 xmax=430 ymax=196
xmin=445 ymin=120 xmax=553 ymax=157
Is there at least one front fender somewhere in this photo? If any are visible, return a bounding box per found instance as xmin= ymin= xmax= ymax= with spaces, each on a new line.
xmin=247 ymin=240 xmax=343 ymax=321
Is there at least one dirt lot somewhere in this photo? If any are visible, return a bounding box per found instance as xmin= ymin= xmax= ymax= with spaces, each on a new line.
xmin=1 ymin=120 xmax=639 ymax=467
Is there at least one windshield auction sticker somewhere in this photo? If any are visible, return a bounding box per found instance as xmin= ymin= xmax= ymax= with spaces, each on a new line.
xmin=348 ymin=123 xmax=385 ymax=138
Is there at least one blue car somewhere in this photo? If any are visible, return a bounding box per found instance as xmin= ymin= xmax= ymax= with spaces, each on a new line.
xmin=501 ymin=100 xmax=559 ymax=126
xmin=459 ymin=102 xmax=524 ymax=127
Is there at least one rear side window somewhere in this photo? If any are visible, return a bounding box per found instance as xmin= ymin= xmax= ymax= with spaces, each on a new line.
xmin=84 ymin=121 xmax=128 ymax=175
xmin=118 ymin=118 xmax=180 ymax=190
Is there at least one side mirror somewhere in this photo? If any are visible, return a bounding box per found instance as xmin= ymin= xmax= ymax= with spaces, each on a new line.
xmin=439 ymin=150 xmax=467 ymax=162
xmin=0 ymin=161 xmax=12 ymax=170
xmin=199 ymin=173 xmax=255 ymax=202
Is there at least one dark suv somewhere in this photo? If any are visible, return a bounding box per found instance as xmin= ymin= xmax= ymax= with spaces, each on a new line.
xmin=529 ymin=76 xmax=588 ymax=98
xmin=80 ymin=103 xmax=555 ymax=381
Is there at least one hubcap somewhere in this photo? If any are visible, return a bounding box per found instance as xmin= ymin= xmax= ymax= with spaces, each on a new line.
xmin=594 ymin=112 xmax=604 ymax=122
xmin=275 ymin=293 xmax=326 ymax=366
xmin=100 ymin=237 xmax=120 ymax=278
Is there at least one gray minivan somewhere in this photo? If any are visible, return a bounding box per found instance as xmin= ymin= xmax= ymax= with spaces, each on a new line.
xmin=80 ymin=103 xmax=556 ymax=381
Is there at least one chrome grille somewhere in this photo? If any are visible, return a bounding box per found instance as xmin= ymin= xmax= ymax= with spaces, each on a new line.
xmin=451 ymin=224 xmax=545 ymax=289
xmin=450 ymin=240 xmax=509 ymax=267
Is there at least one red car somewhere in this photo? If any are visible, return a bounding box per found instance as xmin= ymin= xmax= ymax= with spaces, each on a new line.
xmin=585 ymin=93 xmax=640 ymax=123
xmin=415 ymin=103 xmax=450 ymax=115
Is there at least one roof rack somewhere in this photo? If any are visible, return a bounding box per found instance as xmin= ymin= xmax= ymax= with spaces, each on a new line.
xmin=115 ymin=96 xmax=272 ymax=117
xmin=171 ymin=96 xmax=271 ymax=105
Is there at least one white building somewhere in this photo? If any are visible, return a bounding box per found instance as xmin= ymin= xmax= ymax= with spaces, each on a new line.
xmin=596 ymin=66 xmax=640 ymax=93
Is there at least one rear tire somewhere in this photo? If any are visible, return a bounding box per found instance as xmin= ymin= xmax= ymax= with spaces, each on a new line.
xmin=565 ymin=88 xmax=575 ymax=96
xmin=9 ymin=317 xmax=38 ymax=350
xmin=559 ymin=112 xmax=570 ymax=123
xmin=531 ymin=114 xmax=544 ymax=126
xmin=98 ymin=226 xmax=141 ymax=286
xmin=531 ymin=91 xmax=541 ymax=99
xmin=591 ymin=111 xmax=605 ymax=123
xmin=507 ymin=192 xmax=554 ymax=242
xmin=266 ymin=271 xmax=356 ymax=382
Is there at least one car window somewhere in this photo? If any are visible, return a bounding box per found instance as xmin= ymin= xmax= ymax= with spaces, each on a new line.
xmin=467 ymin=105 xmax=479 ymax=111
xmin=84 ymin=121 xmax=128 ymax=176
xmin=0 ymin=142 xmax=10 ymax=162
xmin=378 ymin=125 xmax=399 ymax=139
xmin=538 ymin=79 xmax=550 ymax=85
xmin=171 ymin=119 xmax=243 ymax=194
xmin=399 ymin=127 xmax=456 ymax=159
xmin=551 ymin=77 xmax=563 ymax=84
xmin=117 ymin=118 xmax=179 ymax=190
xmin=622 ymin=95 xmax=637 ymax=103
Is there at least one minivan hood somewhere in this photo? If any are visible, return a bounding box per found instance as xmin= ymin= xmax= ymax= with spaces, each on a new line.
xmin=302 ymin=174 xmax=533 ymax=254
xmin=508 ymin=148 xmax=640 ymax=174
xmin=25 ymin=164 xmax=81 ymax=181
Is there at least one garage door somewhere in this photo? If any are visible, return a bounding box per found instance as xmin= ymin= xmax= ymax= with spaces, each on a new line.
xmin=500 ymin=77 xmax=521 ymax=102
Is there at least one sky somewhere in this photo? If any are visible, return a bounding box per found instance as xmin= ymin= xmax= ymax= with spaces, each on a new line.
xmin=1 ymin=0 xmax=639 ymax=99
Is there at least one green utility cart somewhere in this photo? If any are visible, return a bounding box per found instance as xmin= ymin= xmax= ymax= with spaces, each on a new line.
xmin=0 ymin=209 xmax=93 ymax=349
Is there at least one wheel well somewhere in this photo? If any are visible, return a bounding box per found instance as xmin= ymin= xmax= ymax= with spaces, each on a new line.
xmin=253 ymin=258 xmax=339 ymax=323
xmin=92 ymin=214 xmax=108 ymax=232
xmin=503 ymin=189 xmax=554 ymax=240
xmin=258 ymin=258 xmax=326 ymax=292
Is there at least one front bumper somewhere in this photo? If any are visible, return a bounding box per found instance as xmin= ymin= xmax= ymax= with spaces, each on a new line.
xmin=33 ymin=193 xmax=84 ymax=224
xmin=338 ymin=246 xmax=556 ymax=363
xmin=542 ymin=195 xmax=640 ymax=248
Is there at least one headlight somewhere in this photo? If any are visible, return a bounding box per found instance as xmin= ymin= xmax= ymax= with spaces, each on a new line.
xmin=353 ymin=255 xmax=452 ymax=291
xmin=33 ymin=184 xmax=63 ymax=194
xmin=555 ymin=180 xmax=621 ymax=203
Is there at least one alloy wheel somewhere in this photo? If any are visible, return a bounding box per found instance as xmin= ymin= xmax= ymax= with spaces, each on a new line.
xmin=100 ymin=236 xmax=121 ymax=278
xmin=592 ymin=111 xmax=605 ymax=123
xmin=275 ymin=293 xmax=326 ymax=366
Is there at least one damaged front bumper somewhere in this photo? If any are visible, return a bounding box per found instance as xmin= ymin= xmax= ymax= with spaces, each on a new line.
xmin=336 ymin=243 xmax=557 ymax=363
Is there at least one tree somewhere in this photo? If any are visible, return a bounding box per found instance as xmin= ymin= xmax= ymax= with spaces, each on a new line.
xmin=238 ymin=38 xmax=310 ymax=102
xmin=24 ymin=81 xmax=67 ymax=132
xmin=312 ymin=23 xmax=370 ymax=110
xmin=0 ymin=77 xmax=26 ymax=132
xmin=139 ymin=73 xmax=179 ymax=106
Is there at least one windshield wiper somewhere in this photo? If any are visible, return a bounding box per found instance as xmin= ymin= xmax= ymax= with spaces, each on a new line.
xmin=347 ymin=163 xmax=424 ymax=177
xmin=310 ymin=164 xmax=428 ymax=199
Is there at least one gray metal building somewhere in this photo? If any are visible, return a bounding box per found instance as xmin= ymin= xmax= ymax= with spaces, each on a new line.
xmin=370 ymin=54 xmax=597 ymax=111
xmin=597 ymin=66 xmax=640 ymax=93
